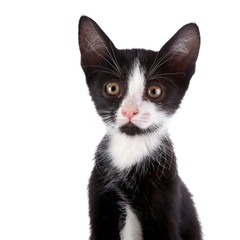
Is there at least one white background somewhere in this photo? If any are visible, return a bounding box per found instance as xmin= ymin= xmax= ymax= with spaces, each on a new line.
xmin=0 ymin=0 xmax=239 ymax=239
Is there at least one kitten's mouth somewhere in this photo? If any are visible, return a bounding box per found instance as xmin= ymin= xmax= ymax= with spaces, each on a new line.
xmin=120 ymin=123 xmax=159 ymax=136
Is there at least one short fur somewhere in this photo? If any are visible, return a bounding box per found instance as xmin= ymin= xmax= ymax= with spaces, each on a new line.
xmin=78 ymin=16 xmax=202 ymax=240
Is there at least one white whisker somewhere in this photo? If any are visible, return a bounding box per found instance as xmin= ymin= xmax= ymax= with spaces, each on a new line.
xmin=147 ymin=46 xmax=182 ymax=79
xmin=83 ymin=18 xmax=121 ymax=77
xmin=82 ymin=65 xmax=121 ymax=78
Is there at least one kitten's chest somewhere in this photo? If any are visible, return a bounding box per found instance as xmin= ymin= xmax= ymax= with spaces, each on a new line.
xmin=107 ymin=131 xmax=163 ymax=171
xmin=120 ymin=204 xmax=143 ymax=240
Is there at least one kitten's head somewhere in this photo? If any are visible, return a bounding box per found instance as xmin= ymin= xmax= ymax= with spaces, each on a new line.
xmin=78 ymin=16 xmax=200 ymax=136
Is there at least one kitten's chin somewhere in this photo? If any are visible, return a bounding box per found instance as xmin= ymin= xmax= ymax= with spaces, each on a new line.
xmin=119 ymin=123 xmax=159 ymax=136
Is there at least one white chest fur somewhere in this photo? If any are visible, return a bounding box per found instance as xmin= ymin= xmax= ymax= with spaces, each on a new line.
xmin=120 ymin=205 xmax=143 ymax=240
xmin=107 ymin=129 xmax=164 ymax=170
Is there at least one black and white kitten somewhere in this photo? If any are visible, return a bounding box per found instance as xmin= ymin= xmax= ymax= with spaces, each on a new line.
xmin=78 ymin=16 xmax=202 ymax=240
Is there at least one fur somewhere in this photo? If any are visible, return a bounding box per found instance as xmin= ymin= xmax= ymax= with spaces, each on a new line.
xmin=78 ymin=16 xmax=202 ymax=240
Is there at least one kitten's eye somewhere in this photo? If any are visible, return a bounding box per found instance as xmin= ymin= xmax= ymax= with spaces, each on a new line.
xmin=147 ymin=85 xmax=162 ymax=99
xmin=105 ymin=82 xmax=120 ymax=96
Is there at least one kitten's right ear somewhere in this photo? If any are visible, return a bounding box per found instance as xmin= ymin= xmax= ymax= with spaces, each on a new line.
xmin=78 ymin=16 xmax=115 ymax=69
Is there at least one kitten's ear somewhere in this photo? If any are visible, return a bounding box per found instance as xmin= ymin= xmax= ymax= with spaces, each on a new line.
xmin=160 ymin=23 xmax=200 ymax=75
xmin=78 ymin=16 xmax=115 ymax=68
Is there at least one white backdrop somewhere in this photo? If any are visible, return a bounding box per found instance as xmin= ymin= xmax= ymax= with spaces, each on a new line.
xmin=0 ymin=0 xmax=239 ymax=239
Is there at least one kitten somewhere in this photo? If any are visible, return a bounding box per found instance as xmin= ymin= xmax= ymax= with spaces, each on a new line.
xmin=78 ymin=16 xmax=202 ymax=240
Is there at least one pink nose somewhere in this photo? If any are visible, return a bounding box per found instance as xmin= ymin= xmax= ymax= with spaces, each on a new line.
xmin=122 ymin=108 xmax=139 ymax=120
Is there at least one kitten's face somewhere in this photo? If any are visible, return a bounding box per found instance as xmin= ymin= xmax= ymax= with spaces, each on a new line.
xmin=79 ymin=17 xmax=200 ymax=136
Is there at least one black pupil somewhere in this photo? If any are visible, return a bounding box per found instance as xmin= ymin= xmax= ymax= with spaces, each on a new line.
xmin=152 ymin=88 xmax=156 ymax=95
xmin=111 ymin=85 xmax=116 ymax=92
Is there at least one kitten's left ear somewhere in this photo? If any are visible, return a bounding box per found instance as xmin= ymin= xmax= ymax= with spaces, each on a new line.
xmin=160 ymin=23 xmax=200 ymax=76
xmin=78 ymin=16 xmax=115 ymax=68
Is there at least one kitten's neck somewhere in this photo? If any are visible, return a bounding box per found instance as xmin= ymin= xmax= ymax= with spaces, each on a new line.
xmin=107 ymin=128 xmax=170 ymax=171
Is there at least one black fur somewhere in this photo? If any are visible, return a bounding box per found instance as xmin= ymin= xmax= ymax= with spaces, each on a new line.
xmin=78 ymin=16 xmax=202 ymax=240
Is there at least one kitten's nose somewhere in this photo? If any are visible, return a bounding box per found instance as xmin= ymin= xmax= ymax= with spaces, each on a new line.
xmin=122 ymin=108 xmax=139 ymax=121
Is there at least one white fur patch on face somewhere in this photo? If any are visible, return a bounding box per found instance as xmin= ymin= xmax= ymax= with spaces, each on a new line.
xmin=116 ymin=60 xmax=146 ymax=128
xmin=106 ymin=58 xmax=171 ymax=170
xmin=115 ymin=59 xmax=168 ymax=130
xmin=127 ymin=60 xmax=145 ymax=98
xmin=120 ymin=205 xmax=143 ymax=240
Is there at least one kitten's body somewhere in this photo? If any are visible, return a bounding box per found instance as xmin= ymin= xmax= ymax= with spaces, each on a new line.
xmin=79 ymin=16 xmax=202 ymax=240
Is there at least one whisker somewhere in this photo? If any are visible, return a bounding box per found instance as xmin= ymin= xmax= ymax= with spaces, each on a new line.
xmin=84 ymin=68 xmax=120 ymax=79
xmin=152 ymin=72 xmax=185 ymax=77
xmin=148 ymin=50 xmax=161 ymax=77
xmin=83 ymin=19 xmax=121 ymax=77
xmin=109 ymin=42 xmax=121 ymax=73
xmin=148 ymin=75 xmax=178 ymax=88
xmin=147 ymin=46 xmax=182 ymax=78
xmin=80 ymin=34 xmax=120 ymax=77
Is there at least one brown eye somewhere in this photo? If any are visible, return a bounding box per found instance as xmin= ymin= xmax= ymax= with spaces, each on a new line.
xmin=105 ymin=82 xmax=120 ymax=96
xmin=147 ymin=85 xmax=162 ymax=98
